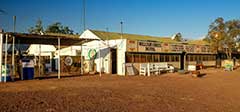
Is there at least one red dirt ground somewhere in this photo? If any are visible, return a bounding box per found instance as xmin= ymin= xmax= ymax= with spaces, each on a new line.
xmin=1 ymin=68 xmax=240 ymax=112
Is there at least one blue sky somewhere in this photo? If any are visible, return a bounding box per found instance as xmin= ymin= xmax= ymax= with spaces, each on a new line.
xmin=0 ymin=0 xmax=240 ymax=39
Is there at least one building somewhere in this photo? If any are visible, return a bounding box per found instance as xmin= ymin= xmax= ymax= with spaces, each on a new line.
xmin=79 ymin=29 xmax=217 ymax=76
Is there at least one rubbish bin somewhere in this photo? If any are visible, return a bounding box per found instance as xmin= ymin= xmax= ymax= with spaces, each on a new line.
xmin=1 ymin=64 xmax=11 ymax=82
xmin=22 ymin=59 xmax=34 ymax=80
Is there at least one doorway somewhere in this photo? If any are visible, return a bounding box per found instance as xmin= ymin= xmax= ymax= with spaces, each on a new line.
xmin=180 ymin=52 xmax=186 ymax=70
xmin=111 ymin=49 xmax=117 ymax=74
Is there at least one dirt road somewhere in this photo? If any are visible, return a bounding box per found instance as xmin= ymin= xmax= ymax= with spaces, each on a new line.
xmin=0 ymin=68 xmax=240 ymax=112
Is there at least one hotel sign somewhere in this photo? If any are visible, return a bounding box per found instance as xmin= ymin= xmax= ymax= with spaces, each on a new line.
xmin=127 ymin=40 xmax=138 ymax=52
xmin=138 ymin=41 xmax=162 ymax=52
xmin=171 ymin=44 xmax=184 ymax=52
xmin=184 ymin=45 xmax=195 ymax=53
xmin=127 ymin=40 xmax=212 ymax=53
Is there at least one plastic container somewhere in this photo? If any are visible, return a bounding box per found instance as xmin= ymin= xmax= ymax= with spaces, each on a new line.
xmin=22 ymin=68 xmax=34 ymax=80
xmin=1 ymin=64 xmax=11 ymax=82
xmin=21 ymin=59 xmax=34 ymax=80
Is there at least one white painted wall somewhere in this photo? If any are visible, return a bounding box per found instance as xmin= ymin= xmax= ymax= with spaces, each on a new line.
xmin=27 ymin=44 xmax=56 ymax=56
xmin=81 ymin=39 xmax=123 ymax=74
xmin=79 ymin=30 xmax=127 ymax=75
xmin=117 ymin=39 xmax=127 ymax=76
xmin=49 ymin=30 xmax=128 ymax=75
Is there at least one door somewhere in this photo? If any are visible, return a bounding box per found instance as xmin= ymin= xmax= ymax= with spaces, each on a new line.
xmin=111 ymin=49 xmax=117 ymax=74
xmin=180 ymin=52 xmax=186 ymax=70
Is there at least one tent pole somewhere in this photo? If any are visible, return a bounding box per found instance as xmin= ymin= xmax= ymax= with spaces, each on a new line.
xmin=0 ymin=33 xmax=3 ymax=82
xmin=4 ymin=34 xmax=8 ymax=82
xmin=12 ymin=36 xmax=15 ymax=81
xmin=58 ymin=38 xmax=61 ymax=79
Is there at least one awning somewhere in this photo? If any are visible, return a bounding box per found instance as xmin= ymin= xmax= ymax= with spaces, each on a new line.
xmin=3 ymin=33 xmax=96 ymax=45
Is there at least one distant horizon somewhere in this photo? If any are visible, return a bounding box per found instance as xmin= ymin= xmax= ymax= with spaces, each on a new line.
xmin=1 ymin=0 xmax=240 ymax=39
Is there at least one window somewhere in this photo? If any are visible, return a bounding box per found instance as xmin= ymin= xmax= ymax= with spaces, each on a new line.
xmin=146 ymin=54 xmax=152 ymax=62
xmin=133 ymin=54 xmax=140 ymax=62
xmin=154 ymin=54 xmax=159 ymax=62
xmin=176 ymin=55 xmax=179 ymax=61
xmin=160 ymin=55 xmax=164 ymax=62
xmin=165 ymin=55 xmax=170 ymax=62
xmin=126 ymin=52 xmax=182 ymax=63
xmin=140 ymin=54 xmax=146 ymax=62
xmin=126 ymin=53 xmax=133 ymax=63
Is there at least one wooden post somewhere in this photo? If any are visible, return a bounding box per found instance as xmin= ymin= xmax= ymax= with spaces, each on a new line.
xmin=80 ymin=44 xmax=83 ymax=75
xmin=99 ymin=40 xmax=101 ymax=77
xmin=0 ymin=33 xmax=3 ymax=82
xmin=11 ymin=36 xmax=15 ymax=81
xmin=184 ymin=53 xmax=187 ymax=70
xmin=179 ymin=55 xmax=181 ymax=69
xmin=4 ymin=34 xmax=8 ymax=82
xmin=38 ymin=44 xmax=41 ymax=77
xmin=58 ymin=38 xmax=61 ymax=79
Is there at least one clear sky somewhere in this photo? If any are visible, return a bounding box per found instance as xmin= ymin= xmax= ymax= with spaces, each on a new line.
xmin=0 ymin=0 xmax=240 ymax=39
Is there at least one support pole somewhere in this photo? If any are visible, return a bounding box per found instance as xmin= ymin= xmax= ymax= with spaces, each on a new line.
xmin=147 ymin=63 xmax=150 ymax=76
xmin=12 ymin=16 xmax=16 ymax=81
xmin=58 ymin=38 xmax=61 ymax=79
xmin=18 ymin=40 xmax=23 ymax=80
xmin=49 ymin=52 xmax=52 ymax=72
xmin=0 ymin=33 xmax=3 ymax=82
xmin=38 ymin=44 xmax=41 ymax=77
xmin=4 ymin=34 xmax=8 ymax=82
xmin=80 ymin=44 xmax=83 ymax=75
xmin=12 ymin=36 xmax=15 ymax=81
xmin=99 ymin=40 xmax=101 ymax=77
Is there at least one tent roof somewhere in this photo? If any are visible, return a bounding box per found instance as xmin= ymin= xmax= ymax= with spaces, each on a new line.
xmin=3 ymin=32 xmax=96 ymax=46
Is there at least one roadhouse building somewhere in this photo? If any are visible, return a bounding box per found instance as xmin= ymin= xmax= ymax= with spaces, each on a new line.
xmin=79 ymin=29 xmax=217 ymax=75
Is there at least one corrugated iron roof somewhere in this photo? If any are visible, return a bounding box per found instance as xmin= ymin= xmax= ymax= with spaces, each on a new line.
xmin=3 ymin=32 xmax=96 ymax=45
xmin=90 ymin=30 xmax=180 ymax=43
xmin=187 ymin=40 xmax=210 ymax=45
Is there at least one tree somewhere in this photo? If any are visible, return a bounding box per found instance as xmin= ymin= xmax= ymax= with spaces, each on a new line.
xmin=28 ymin=19 xmax=44 ymax=34
xmin=174 ymin=33 xmax=183 ymax=41
xmin=206 ymin=17 xmax=240 ymax=59
xmin=28 ymin=20 xmax=74 ymax=34
xmin=45 ymin=22 xmax=74 ymax=34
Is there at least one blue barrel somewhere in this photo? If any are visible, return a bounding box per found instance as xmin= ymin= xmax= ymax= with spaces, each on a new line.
xmin=22 ymin=68 xmax=34 ymax=80
xmin=22 ymin=59 xmax=34 ymax=80
xmin=1 ymin=64 xmax=11 ymax=82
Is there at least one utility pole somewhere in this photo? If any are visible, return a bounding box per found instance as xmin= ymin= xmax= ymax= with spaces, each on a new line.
xmin=106 ymin=27 xmax=109 ymax=46
xmin=83 ymin=0 xmax=86 ymax=31
xmin=13 ymin=16 xmax=16 ymax=32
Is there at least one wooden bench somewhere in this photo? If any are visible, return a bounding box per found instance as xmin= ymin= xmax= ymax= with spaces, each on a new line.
xmin=139 ymin=63 xmax=147 ymax=76
xmin=154 ymin=63 xmax=175 ymax=74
